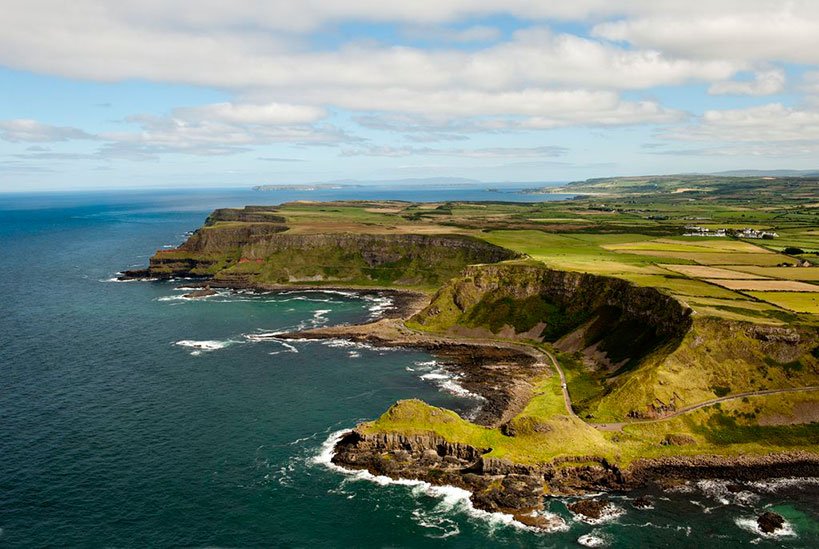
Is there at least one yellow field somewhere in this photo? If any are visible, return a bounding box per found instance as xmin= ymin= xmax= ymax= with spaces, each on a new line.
xmin=723 ymin=266 xmax=819 ymax=281
xmin=660 ymin=264 xmax=767 ymax=279
xmin=706 ymin=279 xmax=819 ymax=292
xmin=746 ymin=292 xmax=819 ymax=314
xmin=605 ymin=250 xmax=790 ymax=265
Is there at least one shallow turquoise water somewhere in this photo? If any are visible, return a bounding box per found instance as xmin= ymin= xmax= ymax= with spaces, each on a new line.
xmin=0 ymin=188 xmax=816 ymax=547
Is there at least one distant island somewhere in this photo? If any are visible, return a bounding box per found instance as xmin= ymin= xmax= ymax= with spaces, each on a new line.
xmin=123 ymin=175 xmax=818 ymax=530
xmin=253 ymin=184 xmax=349 ymax=191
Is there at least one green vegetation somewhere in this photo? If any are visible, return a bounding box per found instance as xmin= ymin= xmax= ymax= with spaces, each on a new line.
xmin=143 ymin=175 xmax=818 ymax=469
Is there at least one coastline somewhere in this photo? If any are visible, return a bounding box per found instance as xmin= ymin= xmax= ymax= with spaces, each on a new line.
xmin=119 ymin=265 xmax=819 ymax=532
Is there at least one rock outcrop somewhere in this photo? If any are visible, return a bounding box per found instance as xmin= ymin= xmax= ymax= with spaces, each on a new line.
xmin=122 ymin=224 xmax=519 ymax=287
xmin=757 ymin=511 xmax=785 ymax=534
xmin=331 ymin=427 xmax=819 ymax=526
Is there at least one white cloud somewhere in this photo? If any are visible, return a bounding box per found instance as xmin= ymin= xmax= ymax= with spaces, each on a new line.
xmin=342 ymin=145 xmax=568 ymax=158
xmin=401 ymin=25 xmax=502 ymax=43
xmin=172 ymin=102 xmax=326 ymax=126
xmin=0 ymin=119 xmax=95 ymax=142
xmin=0 ymin=102 xmax=346 ymax=159
xmin=665 ymin=103 xmax=819 ymax=143
xmin=593 ymin=3 xmax=819 ymax=64
xmin=709 ymin=69 xmax=785 ymax=96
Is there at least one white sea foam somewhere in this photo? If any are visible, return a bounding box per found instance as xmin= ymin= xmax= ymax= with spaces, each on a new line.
xmin=569 ymin=503 xmax=626 ymax=525
xmin=242 ymin=332 xmax=300 ymax=355
xmin=320 ymin=338 xmax=394 ymax=353
xmin=696 ymin=479 xmax=759 ymax=506
xmin=364 ymin=295 xmax=395 ymax=320
xmin=313 ymin=430 xmax=537 ymax=534
xmin=157 ymin=295 xmax=189 ymax=302
xmin=102 ymin=275 xmax=159 ymax=282
xmin=175 ymin=339 xmax=235 ymax=356
xmin=747 ymin=477 xmax=819 ymax=493
xmin=735 ymin=516 xmax=796 ymax=540
xmin=577 ymin=531 xmax=611 ymax=547
xmin=412 ymin=360 xmax=486 ymax=401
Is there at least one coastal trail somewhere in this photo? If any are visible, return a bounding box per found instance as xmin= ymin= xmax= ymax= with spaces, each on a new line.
xmin=589 ymin=386 xmax=819 ymax=432
xmin=279 ymin=303 xmax=817 ymax=434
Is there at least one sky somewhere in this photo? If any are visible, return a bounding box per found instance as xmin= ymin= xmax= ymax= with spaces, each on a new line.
xmin=2 ymin=1 xmax=819 ymax=191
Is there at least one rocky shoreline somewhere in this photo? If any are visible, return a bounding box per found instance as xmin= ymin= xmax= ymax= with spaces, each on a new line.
xmin=330 ymin=427 xmax=819 ymax=528
xmin=120 ymin=271 xmax=819 ymax=530
xmin=280 ymin=318 xmax=548 ymax=427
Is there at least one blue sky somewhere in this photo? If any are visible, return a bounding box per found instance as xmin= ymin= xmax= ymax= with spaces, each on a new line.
xmin=1 ymin=1 xmax=819 ymax=191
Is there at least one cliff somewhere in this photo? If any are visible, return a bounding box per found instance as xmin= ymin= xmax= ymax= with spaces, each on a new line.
xmin=122 ymin=224 xmax=520 ymax=288
xmin=332 ymin=421 xmax=819 ymax=525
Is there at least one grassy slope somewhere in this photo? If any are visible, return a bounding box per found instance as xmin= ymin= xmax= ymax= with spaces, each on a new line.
xmin=155 ymin=189 xmax=818 ymax=466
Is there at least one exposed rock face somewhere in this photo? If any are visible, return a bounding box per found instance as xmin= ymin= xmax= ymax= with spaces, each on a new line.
xmin=179 ymin=223 xmax=288 ymax=253
xmin=123 ymin=226 xmax=520 ymax=286
xmin=414 ymin=262 xmax=692 ymax=340
xmin=568 ymin=499 xmax=609 ymax=519
xmin=205 ymin=206 xmax=287 ymax=225
xmin=182 ymin=286 xmax=217 ymax=298
xmin=757 ymin=511 xmax=785 ymax=534
xmin=331 ymin=430 xmax=547 ymax=519
xmin=331 ymin=428 xmax=819 ymax=527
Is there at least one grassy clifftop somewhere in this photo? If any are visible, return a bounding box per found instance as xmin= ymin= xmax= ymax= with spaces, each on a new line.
xmin=143 ymin=225 xmax=518 ymax=289
xmin=125 ymin=197 xmax=818 ymax=474
xmin=406 ymin=261 xmax=818 ymax=423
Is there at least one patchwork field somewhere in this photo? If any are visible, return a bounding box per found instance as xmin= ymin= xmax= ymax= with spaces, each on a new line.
xmin=724 ymin=265 xmax=819 ymax=281
xmin=746 ymin=292 xmax=819 ymax=314
xmin=706 ymin=279 xmax=819 ymax=292
xmin=188 ymin=191 xmax=817 ymax=325
xmin=660 ymin=264 xmax=767 ymax=279
xmin=141 ymin=175 xmax=819 ymax=492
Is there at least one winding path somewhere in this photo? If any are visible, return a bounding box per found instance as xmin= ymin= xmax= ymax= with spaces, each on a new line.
xmin=588 ymin=386 xmax=819 ymax=431
xmin=294 ymin=316 xmax=817 ymax=433
xmin=541 ymin=345 xmax=819 ymax=430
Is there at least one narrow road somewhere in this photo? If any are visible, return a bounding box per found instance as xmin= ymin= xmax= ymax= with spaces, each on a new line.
xmin=300 ymin=317 xmax=818 ymax=433
xmin=589 ymin=386 xmax=819 ymax=431
xmin=540 ymin=348 xmax=578 ymax=418
xmin=532 ymin=346 xmax=818 ymax=431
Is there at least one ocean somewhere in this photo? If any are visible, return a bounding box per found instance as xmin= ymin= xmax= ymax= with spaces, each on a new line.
xmin=0 ymin=186 xmax=816 ymax=547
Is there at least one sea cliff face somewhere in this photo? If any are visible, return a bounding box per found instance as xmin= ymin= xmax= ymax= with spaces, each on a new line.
xmin=331 ymin=424 xmax=819 ymax=524
xmin=120 ymin=205 xmax=818 ymax=525
xmin=122 ymin=226 xmax=519 ymax=288
xmin=413 ymin=261 xmax=693 ymax=341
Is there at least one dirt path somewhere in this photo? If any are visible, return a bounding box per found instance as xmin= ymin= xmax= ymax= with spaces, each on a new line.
xmin=281 ymin=296 xmax=817 ymax=433
xmin=590 ymin=386 xmax=819 ymax=431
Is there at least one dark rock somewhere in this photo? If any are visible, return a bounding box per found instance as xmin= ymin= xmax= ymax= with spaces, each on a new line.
xmin=568 ymin=499 xmax=609 ymax=519
xmin=757 ymin=511 xmax=785 ymax=534
xmin=183 ymin=285 xmax=218 ymax=298
xmin=633 ymin=496 xmax=653 ymax=509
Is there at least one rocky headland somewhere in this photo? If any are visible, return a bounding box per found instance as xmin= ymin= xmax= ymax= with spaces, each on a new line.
xmin=122 ymin=203 xmax=819 ymax=530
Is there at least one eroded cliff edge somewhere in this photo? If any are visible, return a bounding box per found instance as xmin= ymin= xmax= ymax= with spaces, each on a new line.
xmin=121 ymin=214 xmax=520 ymax=288
xmin=122 ymin=204 xmax=819 ymax=528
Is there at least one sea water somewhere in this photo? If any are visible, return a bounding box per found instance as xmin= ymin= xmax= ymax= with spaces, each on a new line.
xmin=0 ymin=187 xmax=816 ymax=547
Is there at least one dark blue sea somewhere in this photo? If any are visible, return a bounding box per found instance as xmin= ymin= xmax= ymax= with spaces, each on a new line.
xmin=0 ymin=186 xmax=816 ymax=547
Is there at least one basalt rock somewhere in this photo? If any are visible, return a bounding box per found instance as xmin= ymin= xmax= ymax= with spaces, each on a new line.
xmin=567 ymin=499 xmax=609 ymax=519
xmin=757 ymin=511 xmax=785 ymax=534
xmin=331 ymin=429 xmax=819 ymax=528
xmin=128 ymin=226 xmax=520 ymax=286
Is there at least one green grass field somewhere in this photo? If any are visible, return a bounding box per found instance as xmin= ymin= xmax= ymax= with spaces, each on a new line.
xmin=154 ymin=177 xmax=819 ymax=470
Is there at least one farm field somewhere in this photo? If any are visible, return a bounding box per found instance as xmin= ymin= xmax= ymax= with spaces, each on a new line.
xmin=746 ymin=292 xmax=819 ymax=314
xmin=201 ymin=184 xmax=818 ymax=325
